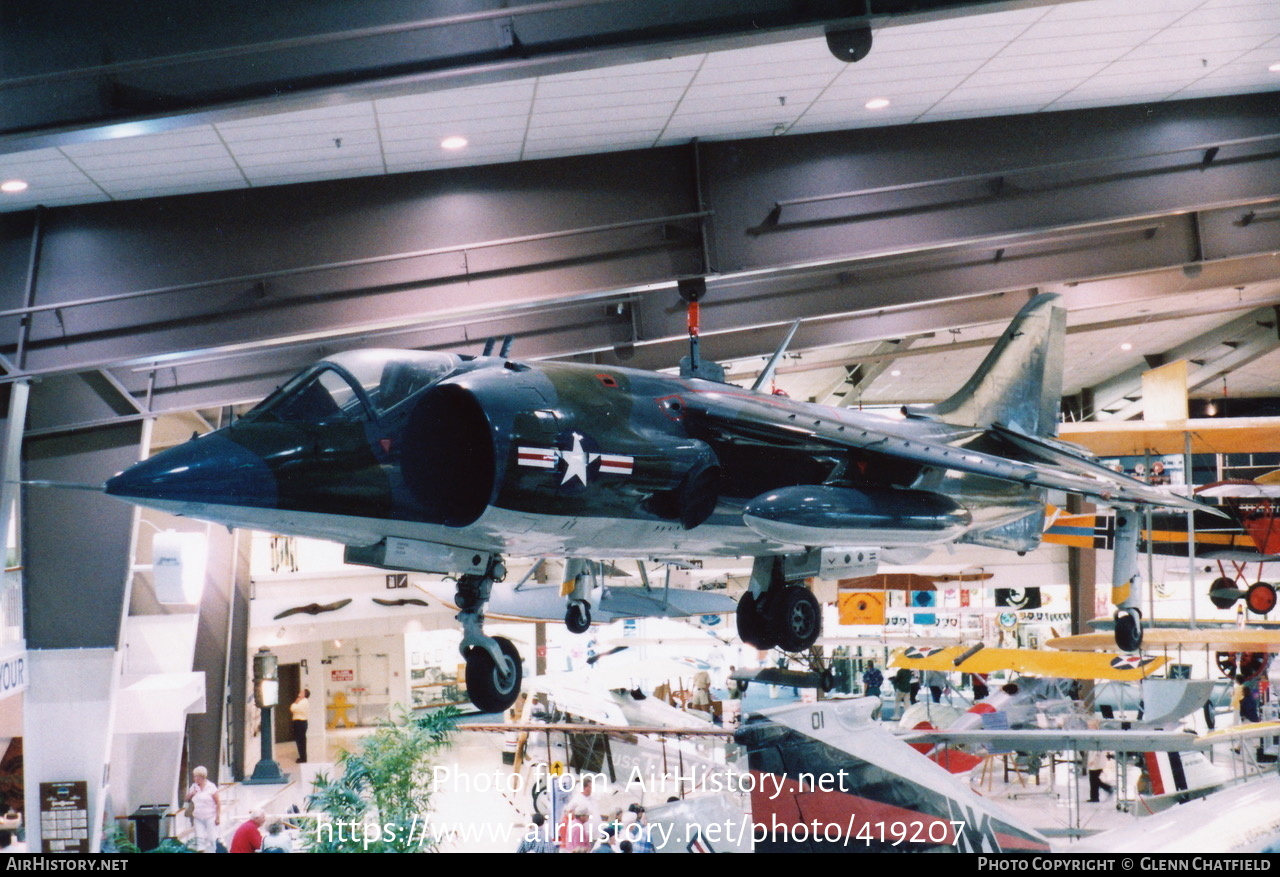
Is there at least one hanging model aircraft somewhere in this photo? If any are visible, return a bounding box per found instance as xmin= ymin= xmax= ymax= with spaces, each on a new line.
xmin=103 ymin=292 xmax=1217 ymax=712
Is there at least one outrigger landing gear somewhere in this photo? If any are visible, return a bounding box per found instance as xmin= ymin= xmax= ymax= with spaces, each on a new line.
xmin=561 ymin=558 xmax=594 ymax=634
xmin=737 ymin=557 xmax=822 ymax=652
xmin=565 ymin=600 xmax=592 ymax=634
xmin=455 ymin=556 xmax=523 ymax=713
xmin=1111 ymin=510 xmax=1144 ymax=652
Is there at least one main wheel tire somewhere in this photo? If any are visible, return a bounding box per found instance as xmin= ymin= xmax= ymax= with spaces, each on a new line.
xmin=565 ymin=601 xmax=591 ymax=634
xmin=1114 ymin=607 xmax=1143 ymax=652
xmin=771 ymin=586 xmax=822 ymax=652
xmin=1209 ymin=576 xmax=1240 ymax=610
xmin=736 ymin=592 xmax=764 ymax=646
xmin=1246 ymin=582 xmax=1277 ymax=615
xmin=465 ymin=636 xmax=522 ymax=713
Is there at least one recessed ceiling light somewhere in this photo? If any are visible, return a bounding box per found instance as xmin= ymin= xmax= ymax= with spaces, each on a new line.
xmin=1 ymin=180 xmax=28 ymax=193
xmin=865 ymin=98 xmax=890 ymax=110
xmin=441 ymin=136 xmax=468 ymax=150
xmin=1120 ymin=342 xmax=1133 ymax=351
xmin=890 ymin=369 xmax=902 ymax=376
xmin=1269 ymin=62 xmax=1280 ymax=72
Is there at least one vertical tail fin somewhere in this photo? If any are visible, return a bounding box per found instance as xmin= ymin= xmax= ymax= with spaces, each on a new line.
xmin=906 ymin=293 xmax=1065 ymax=437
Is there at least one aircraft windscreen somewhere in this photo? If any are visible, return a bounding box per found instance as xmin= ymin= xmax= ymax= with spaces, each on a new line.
xmin=241 ymin=350 xmax=458 ymax=424
xmin=243 ymin=366 xmax=372 ymax=425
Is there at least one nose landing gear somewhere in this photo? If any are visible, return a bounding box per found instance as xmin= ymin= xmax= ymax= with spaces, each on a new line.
xmin=456 ymin=556 xmax=523 ymax=713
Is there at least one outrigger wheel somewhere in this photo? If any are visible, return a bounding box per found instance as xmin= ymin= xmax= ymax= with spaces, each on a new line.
xmin=1114 ymin=606 xmax=1143 ymax=652
xmin=770 ymin=586 xmax=823 ymax=653
xmin=465 ymin=636 xmax=522 ymax=713
xmin=565 ymin=600 xmax=592 ymax=634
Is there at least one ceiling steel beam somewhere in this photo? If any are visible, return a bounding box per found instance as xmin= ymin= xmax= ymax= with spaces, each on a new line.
xmin=1 ymin=0 xmax=1038 ymax=151
xmin=2 ymin=94 xmax=1278 ymax=425
xmin=1101 ymin=309 xmax=1280 ymax=422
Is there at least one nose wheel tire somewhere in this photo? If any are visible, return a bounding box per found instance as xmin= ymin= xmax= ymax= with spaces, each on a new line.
xmin=1114 ymin=607 xmax=1143 ymax=652
xmin=565 ymin=601 xmax=592 ymax=634
xmin=465 ymin=636 xmax=522 ymax=713
xmin=771 ymin=586 xmax=822 ymax=652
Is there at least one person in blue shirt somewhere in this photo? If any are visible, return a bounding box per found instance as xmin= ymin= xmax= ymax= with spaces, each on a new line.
xmin=861 ymin=661 xmax=883 ymax=697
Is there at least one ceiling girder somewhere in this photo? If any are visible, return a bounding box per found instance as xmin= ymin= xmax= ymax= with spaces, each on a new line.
xmin=1100 ymin=309 xmax=1280 ymax=422
xmin=0 ymin=0 xmax=1030 ymax=152
xmin=4 ymin=92 xmax=1280 ymax=433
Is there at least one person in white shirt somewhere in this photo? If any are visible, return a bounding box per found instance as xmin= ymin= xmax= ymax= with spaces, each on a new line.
xmin=185 ymin=766 xmax=221 ymax=852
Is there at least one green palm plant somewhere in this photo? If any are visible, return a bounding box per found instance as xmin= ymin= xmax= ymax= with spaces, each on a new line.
xmin=306 ymin=706 xmax=460 ymax=853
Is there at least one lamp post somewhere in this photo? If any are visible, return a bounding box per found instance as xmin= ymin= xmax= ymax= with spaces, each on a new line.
xmin=246 ymin=647 xmax=288 ymax=784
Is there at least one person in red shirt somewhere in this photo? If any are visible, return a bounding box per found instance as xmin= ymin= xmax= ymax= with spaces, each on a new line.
xmin=230 ymin=810 xmax=267 ymax=853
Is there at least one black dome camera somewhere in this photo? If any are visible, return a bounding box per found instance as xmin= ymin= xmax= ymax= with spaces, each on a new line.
xmin=825 ymin=25 xmax=873 ymax=63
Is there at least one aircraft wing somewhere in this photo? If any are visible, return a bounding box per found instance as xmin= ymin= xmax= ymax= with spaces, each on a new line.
xmin=1073 ymin=773 xmax=1280 ymax=854
xmin=1049 ymin=629 xmax=1280 ymax=652
xmin=890 ymin=645 xmax=1167 ymax=681
xmin=1198 ymin=482 xmax=1280 ymax=499
xmin=685 ymin=391 xmax=1217 ymax=515
xmin=1087 ymin=616 xmax=1280 ymax=631
xmin=900 ymin=728 xmax=1208 ymax=753
xmin=904 ymin=723 xmax=1280 ymax=753
xmin=418 ymin=581 xmax=737 ymax=623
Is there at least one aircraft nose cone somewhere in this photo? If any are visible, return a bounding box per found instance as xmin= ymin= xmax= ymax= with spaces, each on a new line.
xmin=105 ymin=433 xmax=277 ymax=508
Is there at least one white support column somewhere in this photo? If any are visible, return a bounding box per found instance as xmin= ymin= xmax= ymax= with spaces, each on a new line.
xmin=23 ymin=649 xmax=119 ymax=853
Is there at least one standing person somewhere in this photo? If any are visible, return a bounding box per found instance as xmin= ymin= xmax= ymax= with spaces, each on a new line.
xmin=861 ymin=661 xmax=884 ymax=719
xmin=230 ymin=810 xmax=266 ymax=853
xmin=1086 ymin=750 xmax=1114 ymax=802
xmin=892 ymin=667 xmax=913 ymax=714
xmin=972 ymin=673 xmax=990 ymax=702
xmin=861 ymin=661 xmax=883 ymax=698
xmin=185 ymin=766 xmax=221 ymax=853
xmin=290 ymin=689 xmax=310 ymax=763
xmin=925 ymin=669 xmax=946 ymax=704
xmin=1085 ymin=721 xmax=1113 ymax=803
xmin=515 ymin=813 xmax=557 ymax=853
xmin=623 ymin=803 xmax=655 ymax=853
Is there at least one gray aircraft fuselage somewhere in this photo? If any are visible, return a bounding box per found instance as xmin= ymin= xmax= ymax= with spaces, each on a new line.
xmin=104 ymin=349 xmax=1041 ymax=562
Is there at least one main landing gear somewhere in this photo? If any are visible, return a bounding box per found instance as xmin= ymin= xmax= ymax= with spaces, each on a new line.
xmin=737 ymin=557 xmax=823 ymax=653
xmin=455 ymin=556 xmax=523 ymax=713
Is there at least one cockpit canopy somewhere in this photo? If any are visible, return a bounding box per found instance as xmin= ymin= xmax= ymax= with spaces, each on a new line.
xmin=241 ymin=350 xmax=459 ymax=425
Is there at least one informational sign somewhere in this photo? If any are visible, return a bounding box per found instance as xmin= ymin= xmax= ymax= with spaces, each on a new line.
xmin=331 ymin=669 xmax=354 ymax=682
xmin=0 ymin=643 xmax=26 ymax=701
xmin=40 ymin=781 xmax=89 ymax=854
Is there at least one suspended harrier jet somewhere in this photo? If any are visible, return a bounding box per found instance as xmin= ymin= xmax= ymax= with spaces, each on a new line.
xmin=105 ymin=293 xmax=1213 ymax=711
